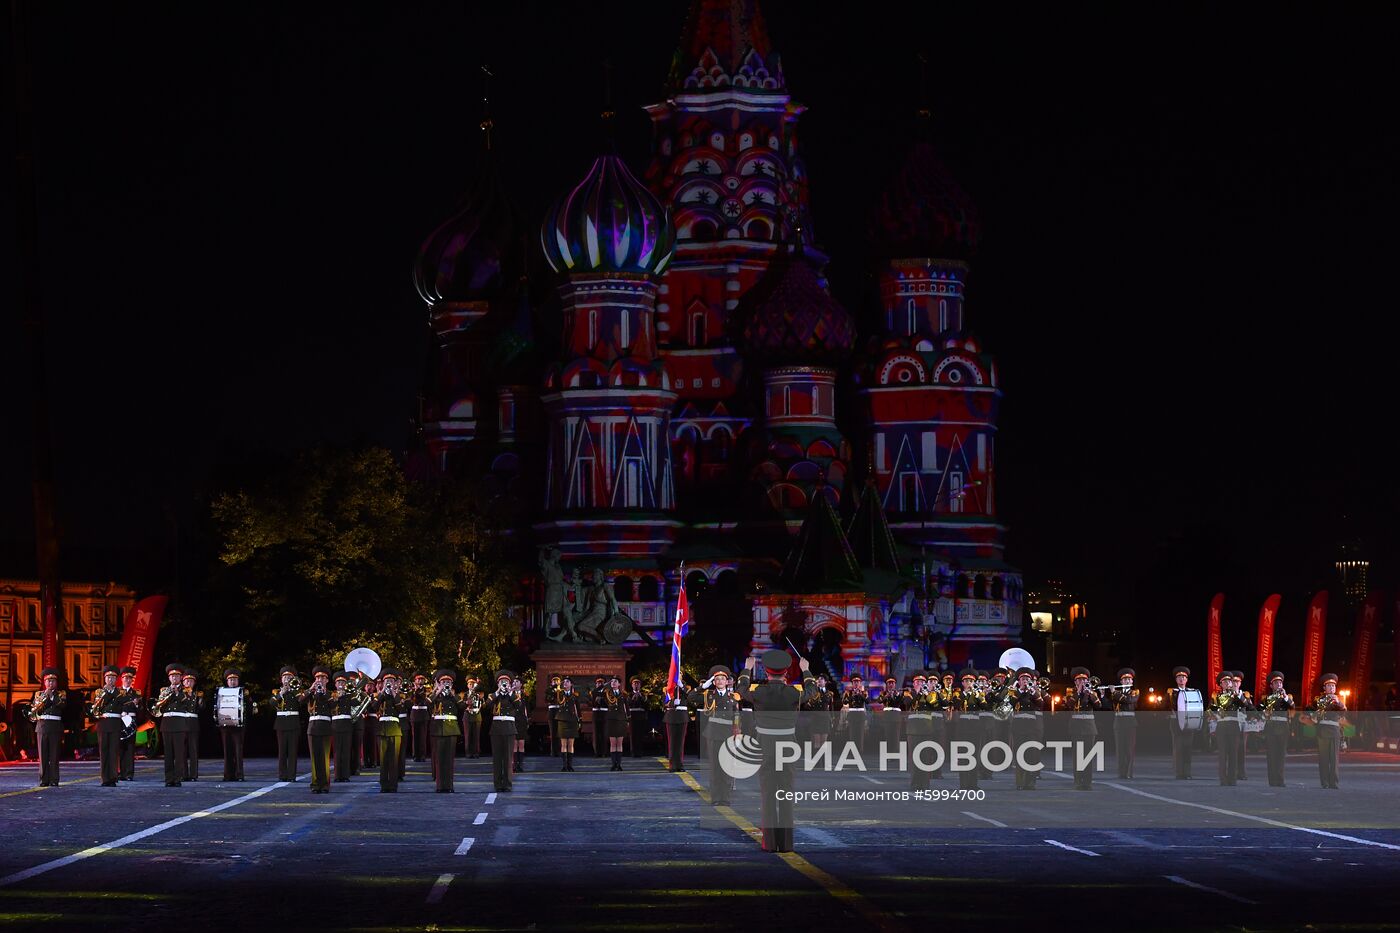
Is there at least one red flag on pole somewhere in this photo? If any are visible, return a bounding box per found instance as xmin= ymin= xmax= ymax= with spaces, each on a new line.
xmin=116 ymin=595 xmax=168 ymax=696
xmin=1347 ymin=591 xmax=1384 ymax=711
xmin=1253 ymin=593 xmax=1281 ymax=699
xmin=41 ymin=600 xmax=59 ymax=673
xmin=1300 ymin=590 xmax=1329 ymax=706
xmin=1206 ymin=593 xmax=1224 ymax=692
xmin=664 ymin=578 xmax=689 ymax=703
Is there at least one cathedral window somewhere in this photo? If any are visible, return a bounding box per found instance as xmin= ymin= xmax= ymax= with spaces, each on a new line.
xmin=690 ymin=311 xmax=706 ymax=347
xmin=949 ymin=471 xmax=964 ymax=513
xmin=939 ymin=298 xmax=948 ymax=332
xmin=588 ymin=310 xmax=598 ymax=350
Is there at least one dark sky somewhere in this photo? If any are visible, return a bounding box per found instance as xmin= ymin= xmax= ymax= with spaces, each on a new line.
xmin=3 ymin=4 xmax=1398 ymax=665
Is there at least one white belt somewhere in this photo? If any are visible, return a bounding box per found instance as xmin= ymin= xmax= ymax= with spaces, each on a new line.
xmin=1268 ymin=715 xmax=1290 ymax=722
xmin=101 ymin=713 xmax=123 ymax=718
xmin=883 ymin=708 xmax=902 ymax=713
xmin=411 ymin=705 xmax=428 ymax=710
xmin=672 ymin=706 xmax=688 ymax=711
xmin=332 ymin=715 xmax=352 ymax=721
xmin=1318 ymin=720 xmax=1341 ymax=727
xmin=593 ymin=707 xmax=605 ymax=711
xmin=39 ymin=714 xmax=62 ymax=721
xmin=845 ymin=708 xmax=866 ymax=713
xmin=961 ymin=712 xmax=980 ymax=718
xmin=756 ymin=726 xmax=795 ymax=735
xmin=492 ymin=715 xmax=515 ymax=721
xmin=908 ymin=713 xmax=933 ymax=720
xmin=309 ymin=715 xmax=331 ymax=722
xmin=433 ymin=714 xmax=458 ymax=720
xmin=548 ymin=705 xmax=559 ymax=709
xmin=1115 ymin=711 xmax=1137 ymax=717
xmin=1072 ymin=714 xmax=1095 ymax=720
xmin=708 ymin=717 xmax=733 ymax=725
xmin=277 ymin=711 xmax=299 ymax=717
xmin=1014 ymin=713 xmax=1037 ymax=720
xmin=378 ymin=715 xmax=399 ymax=722
xmin=164 ymin=712 xmax=196 ymax=718
xmin=628 ymin=708 xmax=646 ymax=712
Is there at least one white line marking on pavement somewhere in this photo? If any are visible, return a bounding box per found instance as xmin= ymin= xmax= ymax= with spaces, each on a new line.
xmin=473 ymin=812 xmax=488 ymax=825
xmin=1164 ymin=874 xmax=1258 ymax=904
xmin=426 ymin=873 xmax=455 ymax=904
xmin=454 ymin=837 xmax=475 ymax=855
xmin=795 ymin=827 xmax=848 ymax=848
xmin=0 ymin=780 xmax=291 ymax=888
xmin=963 ymin=810 xmax=1008 ymax=828
xmin=485 ymin=792 xmax=497 ymax=804
xmin=860 ymin=776 xmax=882 ymax=785
xmin=1101 ymin=780 xmax=1400 ymax=852
xmin=1044 ymin=839 xmax=1100 ymax=857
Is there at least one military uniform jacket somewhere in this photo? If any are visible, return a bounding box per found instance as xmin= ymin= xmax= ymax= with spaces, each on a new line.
xmin=270 ymin=686 xmax=304 ymax=731
xmin=737 ymin=672 xmax=819 ymax=732
xmin=91 ymin=687 xmax=125 ymax=730
xmin=428 ymin=691 xmax=463 ymax=737
xmin=118 ymin=687 xmax=144 ymax=721
xmin=330 ymin=691 xmax=356 ymax=730
xmin=304 ymin=687 xmax=336 ymax=736
xmin=1209 ymin=690 xmax=1251 ymax=720
xmin=841 ymin=688 xmax=869 ymax=709
xmin=704 ymin=688 xmax=741 ymax=739
xmin=603 ymin=688 xmax=628 ymax=723
xmin=1313 ymin=694 xmax=1346 ymax=726
xmin=460 ymin=689 xmax=484 ymax=722
xmin=157 ymin=687 xmax=200 ymax=732
xmin=905 ymin=689 xmax=943 ymax=735
xmin=1008 ymin=687 xmax=1046 ymax=714
xmin=590 ymin=686 xmax=609 ymax=719
xmin=371 ymin=694 xmax=407 ymax=737
xmin=663 ymin=689 xmax=694 ymax=724
xmin=552 ymin=689 xmax=583 ymax=723
xmin=627 ymin=689 xmax=650 ymax=713
xmin=409 ymin=685 xmax=431 ymax=725
xmin=484 ymin=691 xmax=525 ymax=734
xmin=1111 ymin=688 xmax=1140 ymax=712
xmin=1067 ymin=687 xmax=1103 ymax=713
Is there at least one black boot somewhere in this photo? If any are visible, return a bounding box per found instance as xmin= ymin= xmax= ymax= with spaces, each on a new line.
xmin=565 ymin=752 xmax=575 ymax=772
xmin=561 ymin=752 xmax=570 ymax=772
xmin=611 ymin=751 xmax=622 ymax=771
xmin=516 ymin=751 xmax=525 ymax=772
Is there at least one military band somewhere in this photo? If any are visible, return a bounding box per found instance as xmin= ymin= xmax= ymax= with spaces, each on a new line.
xmin=181 ymin=670 xmax=204 ymax=781
xmin=905 ymin=672 xmax=939 ymax=791
xmin=737 ymin=649 xmax=818 ymax=853
xmin=271 ymin=665 xmax=303 ymax=781
xmin=1067 ymin=666 xmax=1102 ymax=790
xmin=409 ymin=673 xmax=431 ymax=763
xmin=1311 ymin=673 xmax=1346 ymax=789
xmin=117 ymin=665 xmax=142 ymax=781
xmin=1009 ymin=667 xmax=1046 ymax=790
xmin=512 ymin=676 xmax=529 ymax=772
xmin=218 ymin=667 xmax=256 ymax=782
xmin=428 ymin=669 xmax=463 ymax=792
xmin=840 ymin=674 xmax=868 ymax=754
xmin=953 ymin=669 xmax=982 ymax=791
xmin=331 ymin=671 xmax=356 ymax=783
xmin=1209 ymin=669 xmax=1252 ymax=786
xmin=462 ymin=676 xmax=484 ymax=759
xmin=602 ymin=676 xmax=629 ymax=770
xmin=1261 ymin=670 xmax=1294 ymax=786
xmin=372 ymin=668 xmax=407 ymax=792
xmin=591 ymin=676 xmax=608 ymax=758
xmin=31 ymin=668 xmax=66 ymax=786
xmin=1166 ymin=666 xmax=1195 ymax=779
xmin=484 ymin=670 xmax=525 ymax=792
xmin=304 ymin=664 xmax=335 ymax=793
xmin=90 ymin=664 xmax=124 ymax=786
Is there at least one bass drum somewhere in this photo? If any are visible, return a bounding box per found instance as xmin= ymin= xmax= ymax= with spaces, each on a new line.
xmin=1176 ymin=688 xmax=1204 ymax=731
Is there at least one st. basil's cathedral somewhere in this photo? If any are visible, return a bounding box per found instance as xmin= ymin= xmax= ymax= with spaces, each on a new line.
xmin=408 ymin=0 xmax=1022 ymax=683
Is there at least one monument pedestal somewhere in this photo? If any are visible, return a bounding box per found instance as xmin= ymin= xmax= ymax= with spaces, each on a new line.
xmin=530 ymin=643 xmax=630 ymax=725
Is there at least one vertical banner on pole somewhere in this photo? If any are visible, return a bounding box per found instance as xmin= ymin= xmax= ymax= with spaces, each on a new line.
xmin=1254 ymin=593 xmax=1281 ymax=700
xmin=116 ymin=595 xmax=168 ymax=696
xmin=1347 ymin=591 xmax=1384 ymax=710
xmin=1300 ymin=590 xmax=1329 ymax=707
xmin=1207 ymin=593 xmax=1225 ymax=693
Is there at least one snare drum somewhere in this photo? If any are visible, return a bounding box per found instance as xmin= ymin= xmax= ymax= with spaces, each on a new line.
xmin=216 ymin=687 xmax=244 ymax=727
xmin=1176 ymin=688 xmax=1204 ymax=731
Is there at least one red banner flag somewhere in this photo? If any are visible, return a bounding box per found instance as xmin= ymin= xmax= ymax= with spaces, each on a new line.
xmin=1206 ymin=593 xmax=1224 ymax=691
xmin=41 ymin=602 xmax=59 ymax=673
xmin=1347 ymin=591 xmax=1384 ymax=710
xmin=1254 ymin=593 xmax=1281 ymax=699
xmin=1300 ymin=590 xmax=1329 ymax=706
xmin=116 ymin=595 xmax=168 ymax=696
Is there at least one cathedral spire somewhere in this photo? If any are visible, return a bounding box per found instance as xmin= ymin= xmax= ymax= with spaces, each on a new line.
xmin=667 ymin=0 xmax=783 ymax=93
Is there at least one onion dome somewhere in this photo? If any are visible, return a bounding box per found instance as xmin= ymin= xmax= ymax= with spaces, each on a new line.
xmin=872 ymin=136 xmax=979 ymax=262
xmin=540 ymin=154 xmax=675 ymax=276
xmin=414 ymin=159 xmax=518 ymax=308
xmin=737 ymin=248 xmax=856 ymax=365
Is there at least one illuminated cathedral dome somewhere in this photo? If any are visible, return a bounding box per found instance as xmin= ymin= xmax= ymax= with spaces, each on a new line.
xmin=540 ymin=153 xmax=675 ymax=277
xmin=738 ymin=248 xmax=855 ymax=364
xmin=413 ymin=158 xmax=518 ymax=308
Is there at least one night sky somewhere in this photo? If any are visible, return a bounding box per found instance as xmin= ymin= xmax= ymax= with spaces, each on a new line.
xmin=3 ymin=4 xmax=1397 ymax=669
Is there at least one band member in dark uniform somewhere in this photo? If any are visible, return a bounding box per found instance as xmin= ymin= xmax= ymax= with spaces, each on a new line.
xmin=1311 ymin=673 xmax=1346 ymax=789
xmin=1230 ymin=671 xmax=1252 ymax=779
xmin=545 ymin=674 xmax=562 ymax=758
xmin=1110 ymin=667 xmax=1139 ymax=779
xmin=116 ymin=666 xmax=142 ymax=781
xmin=627 ymin=676 xmax=649 ymax=757
xmin=801 ymin=675 xmax=832 ymax=750
xmin=1261 ymin=671 xmax=1295 ymax=787
xmin=483 ymin=670 xmax=525 ymax=792
xmin=878 ymin=676 xmax=905 ymax=751
xmin=1210 ymin=669 xmax=1248 ymax=786
xmin=361 ymin=676 xmax=379 ymax=769
xmin=663 ymin=678 xmax=692 ymax=772
xmin=974 ymin=671 xmax=997 ymax=778
xmin=217 ymin=668 xmax=256 ymax=781
xmin=331 ymin=672 xmax=355 ymax=783
xmin=590 ymin=676 xmax=608 ymax=758
xmin=512 ymin=677 xmax=529 ymax=772
xmin=737 ymin=650 xmax=819 ymax=853
xmin=371 ymin=669 xmax=407 ymax=792
xmin=32 ymin=668 xmax=66 ymax=787
xmin=603 ymin=676 xmax=629 ymax=771
xmin=461 ymin=675 xmax=484 ymax=759
xmin=270 ymin=665 xmax=303 ymax=781
xmin=180 ymin=671 xmax=203 ymax=781
xmin=553 ymin=677 xmax=584 ymax=771
xmin=905 ymin=672 xmax=938 ymax=791
xmin=1009 ymin=667 xmax=1045 ymax=790
xmin=429 ymin=669 xmax=463 ymax=792
xmin=1067 ymin=667 xmax=1102 ymax=790
xmin=1166 ymin=665 xmax=1195 ymax=779
xmin=409 ymin=673 xmax=431 ymax=763
xmin=347 ymin=671 xmax=365 ymax=776
xmin=952 ymin=669 xmax=983 ymax=790
xmin=90 ymin=664 xmax=124 ymax=786
xmin=704 ymin=666 xmax=740 ymax=804
xmin=303 ymin=664 xmax=334 ymax=793
xmin=841 ymin=675 xmax=869 ymax=754
xmin=153 ymin=663 xmax=192 ymax=786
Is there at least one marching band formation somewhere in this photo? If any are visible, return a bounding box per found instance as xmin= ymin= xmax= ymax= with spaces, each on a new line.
xmin=23 ymin=653 xmax=1353 ymax=796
